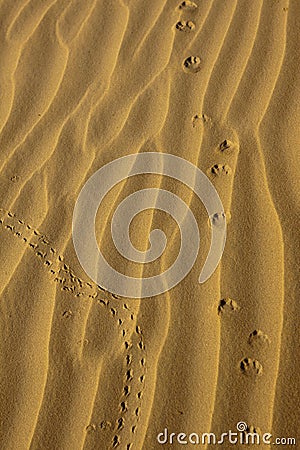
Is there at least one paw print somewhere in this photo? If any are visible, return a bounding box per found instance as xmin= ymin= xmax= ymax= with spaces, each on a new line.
xmin=240 ymin=358 xmax=263 ymax=377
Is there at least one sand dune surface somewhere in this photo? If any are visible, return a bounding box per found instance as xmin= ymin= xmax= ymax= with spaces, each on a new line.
xmin=0 ymin=1 xmax=299 ymax=449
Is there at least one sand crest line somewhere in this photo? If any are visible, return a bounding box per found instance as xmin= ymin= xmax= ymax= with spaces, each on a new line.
xmin=0 ymin=206 xmax=146 ymax=449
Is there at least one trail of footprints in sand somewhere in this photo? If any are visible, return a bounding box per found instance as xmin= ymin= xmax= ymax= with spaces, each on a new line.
xmin=177 ymin=0 xmax=271 ymax=402
xmin=218 ymin=296 xmax=271 ymax=378
xmin=0 ymin=207 xmax=146 ymax=450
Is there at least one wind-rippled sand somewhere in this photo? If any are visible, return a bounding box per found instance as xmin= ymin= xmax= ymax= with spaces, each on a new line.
xmin=0 ymin=1 xmax=299 ymax=449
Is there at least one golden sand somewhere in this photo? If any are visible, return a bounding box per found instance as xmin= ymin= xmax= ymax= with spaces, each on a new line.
xmin=0 ymin=0 xmax=299 ymax=449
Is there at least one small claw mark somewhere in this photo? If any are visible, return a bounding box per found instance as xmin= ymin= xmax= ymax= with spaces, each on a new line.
xmin=218 ymin=298 xmax=240 ymax=315
xmin=62 ymin=310 xmax=73 ymax=318
xmin=240 ymin=357 xmax=263 ymax=376
xmin=183 ymin=56 xmax=201 ymax=73
xmin=176 ymin=20 xmax=195 ymax=32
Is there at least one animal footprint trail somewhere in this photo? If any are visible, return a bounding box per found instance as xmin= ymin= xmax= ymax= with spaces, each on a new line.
xmin=0 ymin=206 xmax=146 ymax=450
xmin=110 ymin=325 xmax=146 ymax=449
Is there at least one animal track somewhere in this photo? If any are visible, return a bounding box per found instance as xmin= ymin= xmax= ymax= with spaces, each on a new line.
xmin=176 ymin=20 xmax=195 ymax=32
xmin=62 ymin=309 xmax=73 ymax=319
xmin=0 ymin=207 xmax=146 ymax=450
xmin=218 ymin=298 xmax=240 ymax=315
xmin=209 ymin=211 xmax=231 ymax=229
xmin=219 ymin=139 xmax=236 ymax=153
xmin=248 ymin=329 xmax=271 ymax=347
xmin=240 ymin=358 xmax=263 ymax=377
xmin=201 ymin=113 xmax=212 ymax=125
xmin=183 ymin=56 xmax=201 ymax=73
xmin=192 ymin=114 xmax=201 ymax=127
xmin=86 ymin=423 xmax=97 ymax=433
xmin=192 ymin=114 xmax=212 ymax=127
xmin=10 ymin=175 xmax=20 ymax=183
xmin=210 ymin=163 xmax=231 ymax=176
xmin=178 ymin=1 xmax=198 ymax=10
